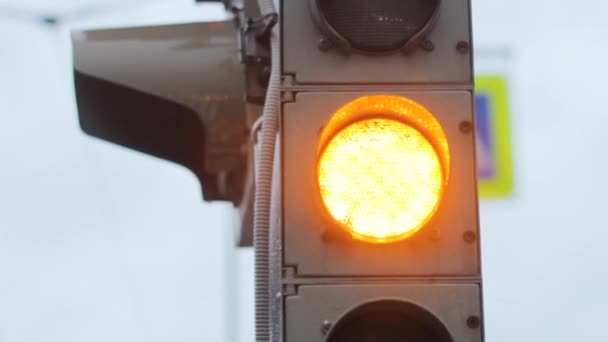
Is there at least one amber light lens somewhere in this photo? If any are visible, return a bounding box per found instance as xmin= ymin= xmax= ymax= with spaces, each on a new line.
xmin=317 ymin=95 xmax=449 ymax=243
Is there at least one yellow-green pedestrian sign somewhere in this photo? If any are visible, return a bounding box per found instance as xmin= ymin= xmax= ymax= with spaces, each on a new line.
xmin=475 ymin=75 xmax=514 ymax=198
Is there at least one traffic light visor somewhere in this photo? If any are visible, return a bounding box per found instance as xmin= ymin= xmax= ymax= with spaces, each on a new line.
xmin=326 ymin=300 xmax=453 ymax=342
xmin=311 ymin=0 xmax=441 ymax=52
xmin=317 ymin=95 xmax=449 ymax=243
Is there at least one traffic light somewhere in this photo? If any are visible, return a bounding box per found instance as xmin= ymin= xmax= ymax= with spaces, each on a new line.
xmin=278 ymin=0 xmax=484 ymax=341
xmin=71 ymin=0 xmax=484 ymax=341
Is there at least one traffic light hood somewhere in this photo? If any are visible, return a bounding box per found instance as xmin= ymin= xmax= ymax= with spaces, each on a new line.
xmin=72 ymin=21 xmax=248 ymax=203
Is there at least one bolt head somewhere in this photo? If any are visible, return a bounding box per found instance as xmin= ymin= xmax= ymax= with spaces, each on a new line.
xmin=467 ymin=316 xmax=481 ymax=329
xmin=463 ymin=230 xmax=477 ymax=243
xmin=318 ymin=37 xmax=333 ymax=51
xmin=459 ymin=121 xmax=473 ymax=134
xmin=321 ymin=320 xmax=332 ymax=335
xmin=457 ymin=41 xmax=470 ymax=54
xmin=421 ymin=40 xmax=435 ymax=52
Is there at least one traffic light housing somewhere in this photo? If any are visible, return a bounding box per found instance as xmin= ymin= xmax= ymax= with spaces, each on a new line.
xmin=282 ymin=92 xmax=479 ymax=277
xmin=277 ymin=0 xmax=484 ymax=341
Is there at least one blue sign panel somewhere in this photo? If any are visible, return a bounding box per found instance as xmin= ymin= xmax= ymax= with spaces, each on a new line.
xmin=475 ymin=76 xmax=514 ymax=198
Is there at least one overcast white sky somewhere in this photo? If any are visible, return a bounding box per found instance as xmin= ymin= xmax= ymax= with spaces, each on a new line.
xmin=1 ymin=0 xmax=608 ymax=341
xmin=0 ymin=2 xmax=253 ymax=342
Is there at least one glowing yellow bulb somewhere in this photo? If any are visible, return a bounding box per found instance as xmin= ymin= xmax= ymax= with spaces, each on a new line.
xmin=317 ymin=95 xmax=448 ymax=243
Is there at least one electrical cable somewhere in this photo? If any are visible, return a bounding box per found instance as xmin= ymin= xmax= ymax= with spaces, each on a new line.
xmin=252 ymin=0 xmax=279 ymax=340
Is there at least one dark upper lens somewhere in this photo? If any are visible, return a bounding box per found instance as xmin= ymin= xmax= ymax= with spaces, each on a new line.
xmin=317 ymin=0 xmax=440 ymax=52
xmin=327 ymin=300 xmax=453 ymax=342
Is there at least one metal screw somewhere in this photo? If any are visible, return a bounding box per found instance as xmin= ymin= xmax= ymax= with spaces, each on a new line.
xmin=318 ymin=37 xmax=333 ymax=51
xmin=321 ymin=320 xmax=332 ymax=335
xmin=463 ymin=230 xmax=477 ymax=243
xmin=420 ymin=39 xmax=435 ymax=52
xmin=456 ymin=41 xmax=470 ymax=54
xmin=467 ymin=316 xmax=481 ymax=329
xmin=459 ymin=120 xmax=473 ymax=134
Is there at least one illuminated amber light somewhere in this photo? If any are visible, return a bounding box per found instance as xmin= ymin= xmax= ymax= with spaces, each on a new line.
xmin=317 ymin=95 xmax=449 ymax=243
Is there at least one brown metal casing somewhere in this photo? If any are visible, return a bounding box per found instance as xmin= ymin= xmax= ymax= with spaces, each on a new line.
xmin=274 ymin=0 xmax=483 ymax=340
xmin=282 ymin=0 xmax=472 ymax=84
xmin=282 ymin=91 xmax=480 ymax=278
xmin=285 ymin=284 xmax=483 ymax=342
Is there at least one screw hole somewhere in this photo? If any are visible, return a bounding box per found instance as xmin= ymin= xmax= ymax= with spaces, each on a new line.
xmin=456 ymin=41 xmax=470 ymax=54
xmin=467 ymin=316 xmax=481 ymax=329
xmin=321 ymin=320 xmax=333 ymax=335
xmin=463 ymin=230 xmax=477 ymax=243
xmin=459 ymin=121 xmax=473 ymax=134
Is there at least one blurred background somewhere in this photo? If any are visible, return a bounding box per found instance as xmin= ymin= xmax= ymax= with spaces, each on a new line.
xmin=0 ymin=0 xmax=607 ymax=341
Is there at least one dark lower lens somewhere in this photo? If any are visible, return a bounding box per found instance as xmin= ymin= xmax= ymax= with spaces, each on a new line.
xmin=317 ymin=0 xmax=440 ymax=52
xmin=327 ymin=300 xmax=453 ymax=342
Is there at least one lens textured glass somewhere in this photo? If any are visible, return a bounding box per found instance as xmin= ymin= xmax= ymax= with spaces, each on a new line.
xmin=318 ymin=118 xmax=443 ymax=243
xmin=318 ymin=0 xmax=440 ymax=52
xmin=326 ymin=300 xmax=453 ymax=342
